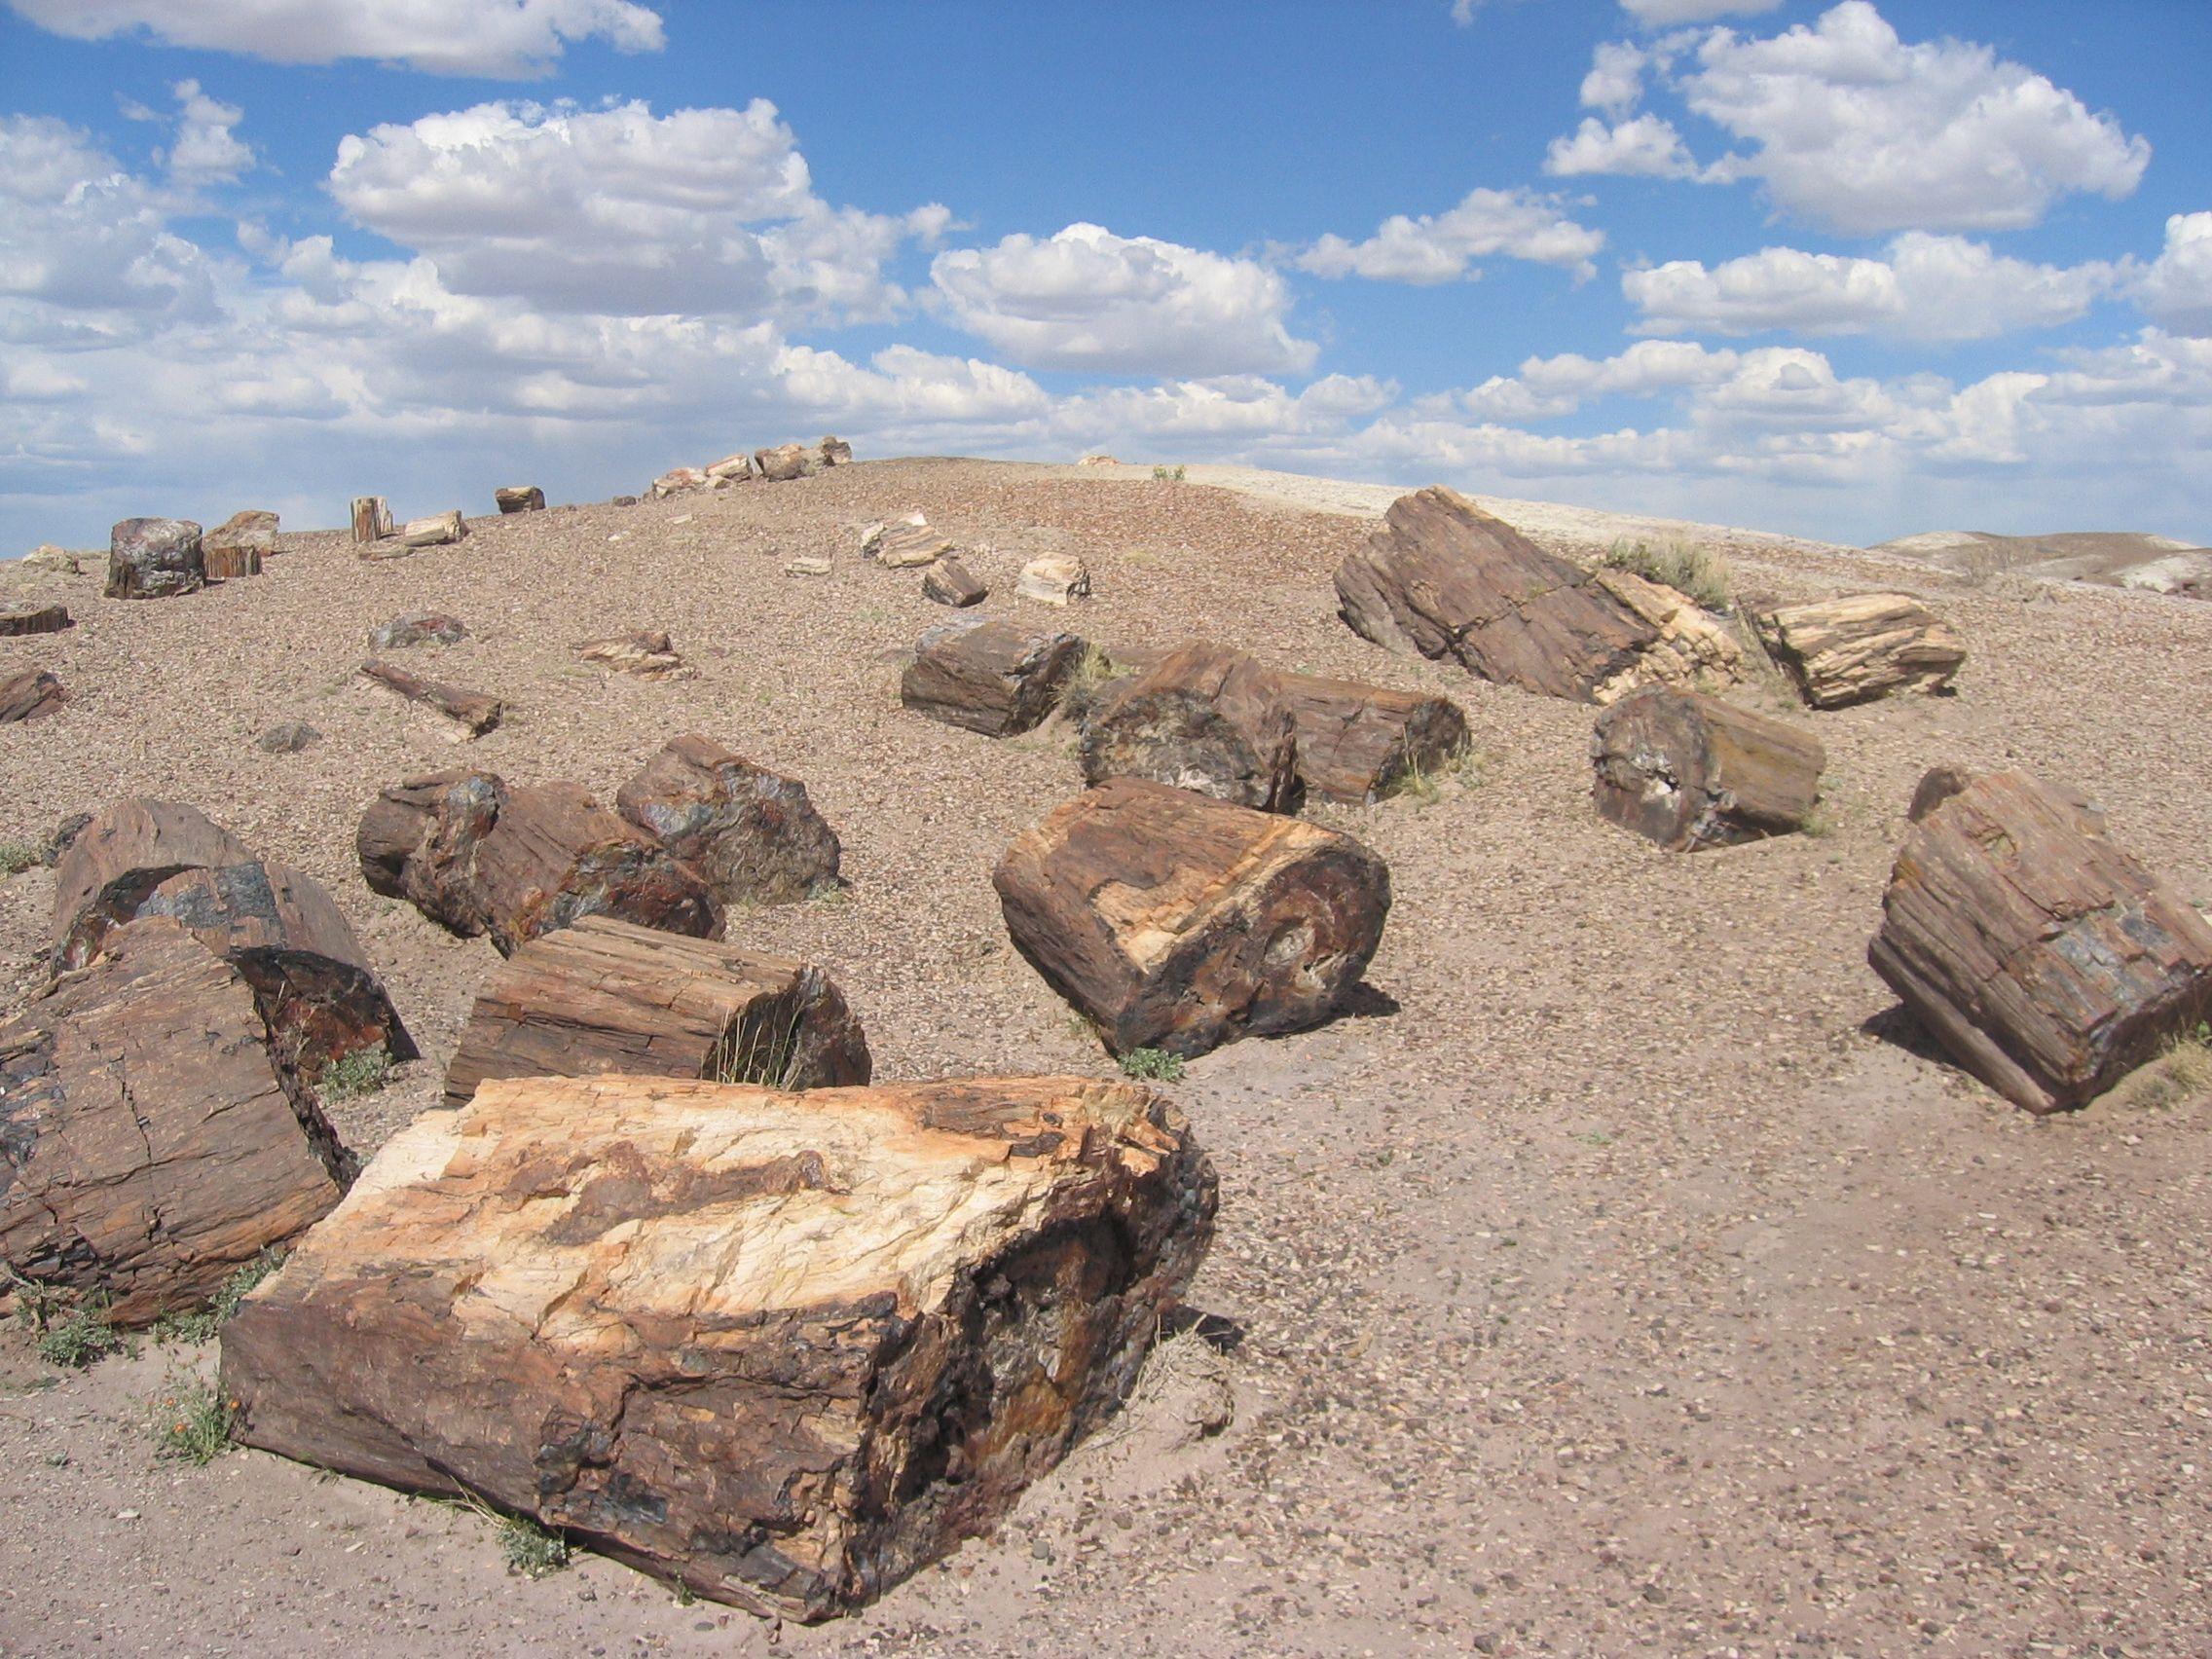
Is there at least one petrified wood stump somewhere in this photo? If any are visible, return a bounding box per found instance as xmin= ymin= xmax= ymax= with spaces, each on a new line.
xmin=1590 ymin=686 xmax=1826 ymax=852
xmin=351 ymin=497 xmax=392 ymax=544
xmin=0 ymin=669 xmax=67 ymax=722
xmin=1752 ymin=593 xmax=1966 ymax=709
xmin=202 ymin=542 xmax=262 ymax=580
xmin=1868 ymin=769 xmax=2212 ymax=1113
xmin=0 ymin=602 xmax=71 ymax=637
xmin=206 ymin=509 xmax=278 ymax=570
xmin=442 ymin=915 xmax=868 ymax=1106
xmin=615 ymin=733 xmax=840 ymax=904
xmin=222 ymin=1073 xmax=1213 ymax=1620
xmin=473 ymin=782 xmax=722 ymax=955
xmin=106 ymin=516 xmax=204 ymax=600
xmin=357 ymin=769 xmax=509 ymax=937
xmin=902 ymin=618 xmax=1086 ymax=737
xmin=360 ymin=658 xmax=504 ymax=736
xmin=1078 ymin=643 xmax=1301 ymax=812
xmin=1273 ymin=669 xmax=1469 ymax=804
xmin=993 ymin=778 xmax=1391 ymax=1057
xmin=0 ymin=919 xmax=352 ymax=1325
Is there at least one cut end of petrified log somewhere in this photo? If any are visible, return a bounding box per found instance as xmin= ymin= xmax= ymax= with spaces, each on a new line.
xmin=1077 ymin=643 xmax=1302 ymax=813
xmin=902 ymin=618 xmax=1087 ymax=737
xmin=1591 ymin=686 xmax=1825 ymax=852
xmin=615 ymin=733 xmax=840 ymax=904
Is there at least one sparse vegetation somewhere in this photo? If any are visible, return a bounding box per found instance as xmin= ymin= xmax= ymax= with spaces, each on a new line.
xmin=146 ymin=1370 xmax=236 ymax=1466
xmin=0 ymin=838 xmax=42 ymax=877
xmin=1118 ymin=1047 xmax=1187 ymax=1083
xmin=153 ymin=1248 xmax=286 ymax=1346
xmin=316 ymin=1043 xmax=391 ymax=1103
xmin=7 ymin=1269 xmax=129 ymax=1369
xmin=1151 ymin=464 xmax=1187 ymax=483
xmin=1386 ymin=743 xmax=1486 ymax=807
xmin=497 ymin=1514 xmax=572 ymax=1578
xmin=1056 ymin=644 xmax=1134 ymax=727
xmin=1604 ymin=537 xmax=1732 ymax=613
xmin=2126 ymin=1023 xmax=2212 ymax=1109
xmin=710 ymin=1000 xmax=810 ymax=1089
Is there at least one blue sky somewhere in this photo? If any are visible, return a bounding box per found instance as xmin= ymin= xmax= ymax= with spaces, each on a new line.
xmin=3 ymin=0 xmax=2209 ymax=551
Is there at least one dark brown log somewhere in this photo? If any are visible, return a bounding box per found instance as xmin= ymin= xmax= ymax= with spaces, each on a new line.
xmin=1590 ymin=686 xmax=1826 ymax=851
xmin=442 ymin=915 xmax=868 ymax=1106
xmin=922 ymin=557 xmax=987 ymax=607
xmin=615 ymin=733 xmax=840 ymax=904
xmin=1868 ymin=769 xmax=2212 ymax=1113
xmin=350 ymin=497 xmax=391 ymax=544
xmin=0 ymin=669 xmax=68 ymax=722
xmin=0 ymin=602 xmax=71 ymax=637
xmin=106 ymin=516 xmax=204 ymax=600
xmin=1 ymin=918 xmax=351 ymax=1325
xmin=993 ymin=778 xmax=1391 ymax=1057
xmin=221 ymin=1073 xmax=1213 ymax=1620
xmin=1907 ymin=763 xmax=1973 ymax=823
xmin=1077 ymin=643 xmax=1301 ymax=812
xmin=902 ymin=618 xmax=1086 ymax=737
xmin=1752 ymin=593 xmax=1966 ymax=709
xmin=360 ymin=658 xmax=504 ymax=736
xmin=52 ymin=798 xmax=257 ymax=955
xmin=202 ymin=542 xmax=262 ymax=579
xmin=495 ymin=486 xmax=545 ymax=514
xmin=1273 ymin=669 xmax=1469 ymax=805
xmin=472 ymin=782 xmax=723 ymax=955
xmin=356 ymin=770 xmax=508 ymax=938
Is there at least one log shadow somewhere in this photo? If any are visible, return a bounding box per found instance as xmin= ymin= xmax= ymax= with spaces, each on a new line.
xmin=1860 ymin=1001 xmax=1952 ymax=1067
xmin=1333 ymin=981 xmax=1400 ymax=1023
xmin=1162 ymin=1305 xmax=1244 ymax=1355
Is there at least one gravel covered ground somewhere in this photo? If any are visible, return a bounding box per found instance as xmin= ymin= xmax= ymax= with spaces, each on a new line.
xmin=1 ymin=458 xmax=2208 ymax=1656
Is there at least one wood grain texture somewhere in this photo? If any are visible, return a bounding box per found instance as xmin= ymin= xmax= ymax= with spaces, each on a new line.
xmin=901 ymin=618 xmax=1086 ymax=737
xmin=356 ymin=769 xmax=507 ymax=938
xmin=0 ymin=602 xmax=71 ymax=637
xmin=615 ymin=733 xmax=840 ymax=904
xmin=1272 ymin=668 xmax=1469 ymax=805
xmin=1591 ymin=686 xmax=1825 ymax=852
xmin=1078 ymin=643 xmax=1301 ymax=812
xmin=1753 ymin=593 xmax=1965 ymax=709
xmin=360 ymin=658 xmax=504 ymax=735
xmin=471 ymin=782 xmax=723 ymax=956
xmin=0 ymin=668 xmax=68 ymax=722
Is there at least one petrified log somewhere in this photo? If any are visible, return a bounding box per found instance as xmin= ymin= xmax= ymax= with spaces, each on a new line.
xmin=1588 ymin=568 xmax=1745 ymax=701
xmin=442 ymin=915 xmax=868 ymax=1106
xmin=106 ymin=516 xmax=204 ymax=600
xmin=754 ymin=442 xmax=812 ymax=482
xmin=818 ymin=435 xmax=852 ymax=466
xmin=495 ymin=486 xmax=545 ymax=514
xmin=575 ymin=629 xmax=686 ymax=679
xmin=1868 ymin=769 xmax=2212 ymax=1113
xmin=204 ymin=509 xmax=276 ymax=577
xmin=867 ymin=516 xmax=952 ymax=569
xmin=472 ymin=782 xmax=722 ymax=955
xmin=615 ymin=733 xmax=840 ymax=904
xmin=0 ymin=918 xmax=352 ymax=1325
xmin=351 ymin=497 xmax=392 ymax=544
xmin=397 ymin=510 xmax=466 ymax=549
xmin=1016 ymin=554 xmax=1090 ymax=606
xmin=922 ymin=558 xmax=987 ymax=608
xmin=705 ymin=453 xmax=753 ymax=486
xmin=356 ymin=769 xmax=508 ymax=937
xmin=369 ymin=610 xmax=468 ymax=649
xmin=649 ymin=467 xmax=708 ymax=498
xmin=1590 ymin=686 xmax=1825 ymax=851
xmin=221 ymin=1072 xmax=1213 ymax=1619
xmin=0 ymin=601 xmax=71 ymax=636
xmin=902 ymin=617 xmax=1086 ymax=737
xmin=202 ymin=542 xmax=262 ymax=579
xmin=1273 ymin=670 xmax=1469 ymax=804
xmin=1753 ymin=593 xmax=1966 ymax=709
xmin=0 ymin=670 xmax=67 ymax=722
xmin=994 ymin=777 xmax=1391 ymax=1057
xmin=51 ymin=798 xmax=256 ymax=950
xmin=1078 ymin=643 xmax=1300 ymax=812
xmin=360 ymin=658 xmax=503 ymax=735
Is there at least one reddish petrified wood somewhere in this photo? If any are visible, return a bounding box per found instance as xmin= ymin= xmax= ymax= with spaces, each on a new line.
xmin=0 ymin=669 xmax=68 ymax=722
xmin=471 ymin=782 xmax=722 ymax=955
xmin=356 ymin=769 xmax=508 ymax=938
xmin=360 ymin=659 xmax=503 ymax=735
xmin=1078 ymin=643 xmax=1301 ymax=812
xmin=615 ymin=733 xmax=840 ymax=904
xmin=0 ymin=602 xmax=71 ymax=637
xmin=1590 ymin=686 xmax=1826 ymax=852
xmin=51 ymin=798 xmax=257 ymax=954
xmin=902 ymin=618 xmax=1086 ymax=737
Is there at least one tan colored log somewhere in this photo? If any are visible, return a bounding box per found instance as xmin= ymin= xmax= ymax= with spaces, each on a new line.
xmin=615 ymin=733 xmax=840 ymax=904
xmin=902 ymin=617 xmax=1086 ymax=736
xmin=0 ymin=670 xmax=67 ymax=722
xmin=350 ymin=497 xmax=391 ymax=544
xmin=396 ymin=510 xmax=466 ymax=549
xmin=471 ymin=782 xmax=722 ymax=955
xmin=0 ymin=601 xmax=72 ymax=637
xmin=441 ymin=914 xmax=869 ymax=1106
xmin=1752 ymin=593 xmax=1966 ymax=709
xmin=574 ymin=629 xmax=686 ymax=679
xmin=866 ymin=515 xmax=952 ymax=568
xmin=221 ymin=1072 xmax=1213 ymax=1619
xmin=360 ymin=658 xmax=504 ymax=736
xmin=818 ymin=435 xmax=852 ymax=466
xmin=0 ymin=919 xmax=351 ymax=1325
xmin=993 ymin=777 xmax=1391 ymax=1057
xmin=1590 ymin=686 xmax=1825 ymax=851
xmin=1587 ymin=568 xmax=1746 ymax=703
xmin=1015 ymin=554 xmax=1090 ymax=606
xmin=1077 ymin=643 xmax=1301 ymax=812
xmin=1868 ymin=769 xmax=2212 ymax=1113
xmin=356 ymin=769 xmax=508 ymax=938
xmin=754 ymin=442 xmax=813 ymax=482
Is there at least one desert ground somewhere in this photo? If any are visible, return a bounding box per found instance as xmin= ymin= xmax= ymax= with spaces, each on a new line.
xmin=2 ymin=457 xmax=2209 ymax=1656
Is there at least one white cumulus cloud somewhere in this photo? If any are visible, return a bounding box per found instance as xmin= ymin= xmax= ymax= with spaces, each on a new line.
xmin=1580 ymin=41 xmax=1649 ymax=114
xmin=2133 ymin=212 xmax=2212 ymax=337
xmin=1299 ymin=188 xmax=1604 ymax=284
xmin=1546 ymin=115 xmax=1705 ymax=180
xmin=163 ymin=81 xmax=253 ymax=187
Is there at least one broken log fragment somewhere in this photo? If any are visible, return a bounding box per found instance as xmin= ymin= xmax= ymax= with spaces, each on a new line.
xmin=350 ymin=497 xmax=392 ymax=544
xmin=494 ymin=486 xmax=544 ymax=514
xmin=1590 ymin=686 xmax=1826 ymax=851
xmin=369 ymin=611 xmax=468 ymax=649
xmin=51 ymin=798 xmax=257 ymax=956
xmin=1868 ymin=769 xmax=2212 ymax=1114
xmin=922 ymin=558 xmax=988 ymax=607
xmin=1752 ymin=593 xmax=1966 ymax=709
xmin=754 ymin=442 xmax=813 ymax=482
xmin=360 ymin=659 xmax=503 ymax=736
xmin=441 ymin=914 xmax=868 ymax=1106
xmin=615 ymin=733 xmax=840 ymax=904
xmin=207 ymin=509 xmax=279 ymax=568
xmin=396 ymin=510 xmax=466 ymax=549
xmin=993 ymin=777 xmax=1391 ymax=1057
xmin=0 ymin=918 xmax=352 ymax=1326
xmin=0 ymin=669 xmax=67 ymax=722
xmin=471 ymin=781 xmax=722 ymax=955
xmin=1077 ymin=643 xmax=1301 ymax=812
xmin=0 ymin=602 xmax=72 ymax=637
xmin=356 ymin=769 xmax=508 ymax=938
xmin=1016 ymin=553 xmax=1090 ymax=606
xmin=574 ymin=629 xmax=686 ymax=679
xmin=902 ymin=617 xmax=1087 ymax=737
xmin=106 ymin=516 xmax=204 ymax=600
xmin=1272 ymin=670 xmax=1469 ymax=804
xmin=867 ymin=517 xmax=952 ymax=569
xmin=221 ymin=1072 xmax=1213 ymax=1619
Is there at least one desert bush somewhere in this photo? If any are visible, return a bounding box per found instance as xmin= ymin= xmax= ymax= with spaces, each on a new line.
xmin=2127 ymin=1023 xmax=2212 ymax=1109
xmin=1056 ymin=645 xmax=1135 ymax=728
xmin=497 ymin=1514 xmax=571 ymax=1578
xmin=147 ymin=1371 xmax=236 ymax=1466
xmin=153 ymin=1248 xmax=287 ymax=1346
xmin=0 ymin=839 xmax=41 ymax=877
xmin=1152 ymin=464 xmax=1187 ymax=483
xmin=7 ymin=1269 xmax=129 ymax=1368
xmin=1386 ymin=743 xmax=1485 ymax=807
xmin=1119 ymin=1048 xmax=1187 ymax=1083
xmin=1604 ymin=538 xmax=1731 ymax=612
xmin=317 ymin=1043 xmax=391 ymax=1103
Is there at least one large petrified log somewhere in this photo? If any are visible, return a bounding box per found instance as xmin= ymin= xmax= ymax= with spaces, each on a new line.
xmin=1868 ymin=769 xmax=2212 ymax=1113
xmin=902 ymin=617 xmax=1086 ymax=737
xmin=993 ymin=778 xmax=1391 ymax=1057
xmin=615 ymin=733 xmax=840 ymax=904
xmin=1587 ymin=568 xmax=1746 ymax=701
xmin=1272 ymin=669 xmax=1469 ymax=805
xmin=221 ymin=1073 xmax=1214 ymax=1619
xmin=0 ymin=669 xmax=68 ymax=722
xmin=106 ymin=516 xmax=204 ymax=600
xmin=442 ymin=915 xmax=868 ymax=1106
xmin=51 ymin=798 xmax=256 ymax=948
xmin=0 ymin=601 xmax=72 ymax=637
xmin=1590 ymin=686 xmax=1825 ymax=852
xmin=357 ymin=769 xmax=508 ymax=937
xmin=360 ymin=658 xmax=504 ymax=735
xmin=472 ymin=782 xmax=723 ymax=955
xmin=1752 ymin=593 xmax=1966 ymax=709
xmin=397 ymin=510 xmax=468 ymax=549
xmin=1078 ymin=644 xmax=1301 ymax=812
xmin=1 ymin=919 xmax=352 ymax=1325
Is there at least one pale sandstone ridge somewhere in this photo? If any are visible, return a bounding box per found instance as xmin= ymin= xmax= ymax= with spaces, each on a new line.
xmin=1751 ymin=593 xmax=1965 ymax=709
xmin=1591 ymin=686 xmax=1826 ymax=852
xmin=1868 ymin=768 xmax=2212 ymax=1114
xmin=220 ymin=1072 xmax=1216 ymax=1621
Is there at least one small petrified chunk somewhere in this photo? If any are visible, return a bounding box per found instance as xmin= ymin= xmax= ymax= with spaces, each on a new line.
xmin=575 ymin=629 xmax=686 ymax=679
xmin=397 ymin=510 xmax=466 ymax=549
xmin=0 ymin=670 xmax=67 ymax=722
xmin=902 ymin=617 xmax=1086 ymax=737
xmin=1078 ymin=643 xmax=1300 ymax=812
xmin=1016 ymin=553 xmax=1090 ymax=606
xmin=256 ymin=721 xmax=321 ymax=754
xmin=495 ymin=486 xmax=544 ymax=514
xmin=705 ymin=453 xmax=753 ymax=486
xmin=1752 ymin=593 xmax=1966 ymax=709
xmin=1867 ymin=769 xmax=2212 ymax=1113
xmin=649 ymin=467 xmax=707 ymax=499
xmin=204 ymin=509 xmax=277 ymax=578
xmin=994 ymin=777 xmax=1391 ymax=1057
xmin=1591 ymin=686 xmax=1826 ymax=852
xmin=106 ymin=516 xmax=204 ymax=600
xmin=369 ymin=611 xmax=469 ymax=649
xmin=818 ymin=435 xmax=852 ymax=466
xmin=351 ymin=497 xmax=392 ymax=544
xmin=357 ymin=769 xmax=508 ymax=937
xmin=0 ymin=918 xmax=352 ymax=1325
xmin=0 ymin=601 xmax=72 ymax=636
xmin=442 ymin=914 xmax=868 ymax=1105
xmin=472 ymin=782 xmax=722 ymax=955
xmin=615 ymin=733 xmax=840 ymax=904
xmin=20 ymin=544 xmax=82 ymax=573
xmin=866 ymin=515 xmax=952 ymax=569
xmin=754 ymin=442 xmax=813 ymax=482
xmin=922 ymin=558 xmax=988 ymax=607
xmin=360 ymin=659 xmax=503 ymax=735
xmin=1272 ymin=670 xmax=1469 ymax=805
xmin=221 ymin=1072 xmax=1214 ymax=1619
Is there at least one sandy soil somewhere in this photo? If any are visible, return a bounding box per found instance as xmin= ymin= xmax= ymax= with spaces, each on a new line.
xmin=2 ymin=458 xmax=2209 ymax=1657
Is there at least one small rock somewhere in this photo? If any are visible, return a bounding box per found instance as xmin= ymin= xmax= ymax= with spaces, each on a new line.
xmin=784 ymin=557 xmax=833 ymax=577
xmin=704 ymin=453 xmax=754 ymax=486
xmin=20 ymin=544 xmax=83 ymax=574
xmin=611 ymin=495 xmax=640 ymax=508
xmin=576 ymin=630 xmax=687 ymax=679
xmin=668 ymin=515 xmax=692 ymax=527
xmin=494 ymin=486 xmax=544 ymax=514
xmin=369 ymin=612 xmax=469 ymax=649
xmin=922 ymin=559 xmax=987 ymax=608
xmin=1015 ymin=553 xmax=1091 ymax=607
xmin=256 ymin=721 xmax=322 ymax=754
xmin=0 ymin=668 xmax=69 ymax=722
xmin=818 ymin=435 xmax=853 ymax=467
xmin=1077 ymin=455 xmax=1120 ymax=466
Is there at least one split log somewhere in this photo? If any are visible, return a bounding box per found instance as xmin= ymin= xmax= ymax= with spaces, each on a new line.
xmin=441 ymin=915 xmax=868 ymax=1106
xmin=1016 ymin=554 xmax=1090 ymax=606
xmin=1867 ymin=769 xmax=2212 ymax=1113
xmin=754 ymin=442 xmax=813 ymax=482
xmin=1273 ymin=670 xmax=1469 ymax=804
xmin=106 ymin=516 xmax=204 ymax=600
xmin=575 ymin=629 xmax=686 ymax=679
xmin=221 ymin=1072 xmax=1213 ymax=1619
xmin=471 ymin=782 xmax=722 ymax=955
xmin=1587 ymin=568 xmax=1745 ymax=701
xmin=356 ymin=769 xmax=508 ymax=938
xmin=351 ymin=497 xmax=393 ymax=544
xmin=495 ymin=486 xmax=545 ymax=514
xmin=902 ymin=618 xmax=1087 ymax=737
xmin=1 ymin=918 xmax=352 ymax=1325
xmin=368 ymin=611 xmax=468 ymax=648
xmin=0 ymin=669 xmax=68 ymax=722
xmin=993 ymin=777 xmax=1391 ymax=1057
xmin=1752 ymin=593 xmax=1966 ymax=709
xmin=397 ymin=510 xmax=466 ymax=549
xmin=204 ymin=509 xmax=276 ymax=577
xmin=1077 ymin=643 xmax=1301 ymax=812
xmin=51 ymin=798 xmax=257 ymax=956
xmin=360 ymin=659 xmax=503 ymax=736
xmin=867 ymin=516 xmax=952 ymax=568
xmin=615 ymin=733 xmax=840 ymax=904
xmin=1590 ymin=686 xmax=1826 ymax=851
xmin=922 ymin=558 xmax=987 ymax=607
xmin=0 ymin=601 xmax=72 ymax=637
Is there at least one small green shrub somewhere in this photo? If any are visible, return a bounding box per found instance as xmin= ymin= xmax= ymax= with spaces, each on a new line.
xmin=1386 ymin=743 xmax=1485 ymax=807
xmin=37 ymin=1303 xmax=128 ymax=1369
xmin=153 ymin=1248 xmax=286 ymax=1346
xmin=0 ymin=839 xmax=42 ymax=877
xmin=1151 ymin=464 xmax=1187 ymax=483
xmin=1604 ymin=538 xmax=1732 ymax=613
xmin=498 ymin=1515 xmax=571 ymax=1578
xmin=317 ymin=1043 xmax=391 ymax=1103
xmin=147 ymin=1371 xmax=235 ymax=1466
xmin=1118 ymin=1048 xmax=1187 ymax=1083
